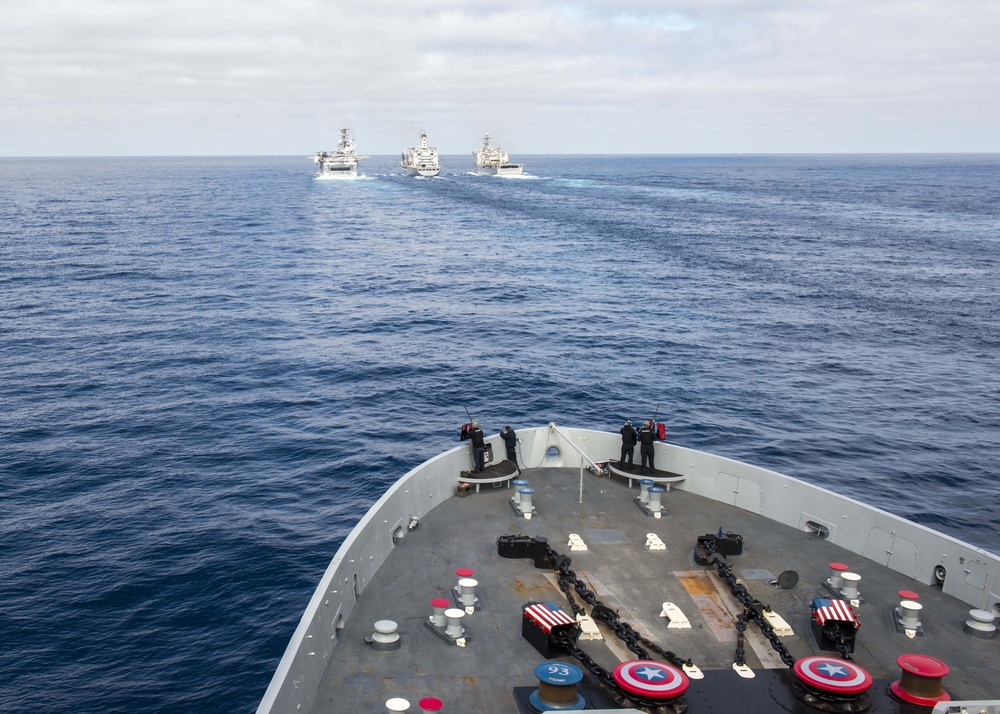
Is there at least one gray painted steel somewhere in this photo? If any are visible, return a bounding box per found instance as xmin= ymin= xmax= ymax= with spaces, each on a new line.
xmin=257 ymin=424 xmax=1000 ymax=714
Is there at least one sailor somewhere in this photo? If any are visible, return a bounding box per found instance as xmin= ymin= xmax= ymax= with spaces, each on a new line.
xmin=619 ymin=420 xmax=638 ymax=469
xmin=463 ymin=421 xmax=486 ymax=472
xmin=500 ymin=426 xmax=518 ymax=470
xmin=638 ymin=421 xmax=656 ymax=474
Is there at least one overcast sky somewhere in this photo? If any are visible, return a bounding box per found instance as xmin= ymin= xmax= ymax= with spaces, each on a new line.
xmin=2 ymin=0 xmax=998 ymax=156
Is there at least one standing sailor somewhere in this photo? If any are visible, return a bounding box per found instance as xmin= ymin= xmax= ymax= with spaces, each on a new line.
xmin=638 ymin=420 xmax=656 ymax=474
xmin=619 ymin=420 xmax=637 ymax=469
xmin=500 ymin=426 xmax=518 ymax=471
xmin=462 ymin=421 xmax=486 ymax=472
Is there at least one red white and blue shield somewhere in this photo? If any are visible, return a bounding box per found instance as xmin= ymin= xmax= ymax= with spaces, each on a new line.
xmin=794 ymin=656 xmax=873 ymax=695
xmin=613 ymin=660 xmax=689 ymax=699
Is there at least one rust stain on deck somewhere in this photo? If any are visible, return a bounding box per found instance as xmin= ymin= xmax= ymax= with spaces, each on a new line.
xmin=674 ymin=570 xmax=735 ymax=643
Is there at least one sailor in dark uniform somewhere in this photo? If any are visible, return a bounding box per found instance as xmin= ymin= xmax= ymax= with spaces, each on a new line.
xmin=619 ymin=420 xmax=637 ymax=469
xmin=639 ymin=420 xmax=656 ymax=474
xmin=500 ymin=426 xmax=518 ymax=470
xmin=466 ymin=421 xmax=486 ymax=472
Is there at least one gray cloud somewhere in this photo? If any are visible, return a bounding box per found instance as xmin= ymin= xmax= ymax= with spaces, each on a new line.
xmin=2 ymin=0 xmax=998 ymax=155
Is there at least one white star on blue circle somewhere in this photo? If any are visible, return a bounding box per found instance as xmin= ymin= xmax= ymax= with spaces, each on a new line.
xmin=817 ymin=663 xmax=849 ymax=678
xmin=636 ymin=666 xmax=666 ymax=681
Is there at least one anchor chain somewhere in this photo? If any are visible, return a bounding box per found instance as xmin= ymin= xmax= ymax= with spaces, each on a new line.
xmin=547 ymin=544 xmax=694 ymax=671
xmin=834 ymin=630 xmax=855 ymax=662
xmin=551 ymin=627 xmax=688 ymax=714
xmin=734 ymin=609 xmax=748 ymax=666
xmin=700 ymin=539 xmax=798 ymax=668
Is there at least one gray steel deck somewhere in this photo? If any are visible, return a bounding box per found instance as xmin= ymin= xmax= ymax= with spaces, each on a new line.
xmin=311 ymin=466 xmax=997 ymax=712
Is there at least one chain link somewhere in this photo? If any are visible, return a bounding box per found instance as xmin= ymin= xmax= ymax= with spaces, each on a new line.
xmin=548 ymin=543 xmax=693 ymax=668
xmin=515 ymin=535 xmax=872 ymax=707
xmin=734 ymin=609 xmax=748 ymax=666
xmin=698 ymin=539 xmax=799 ymax=668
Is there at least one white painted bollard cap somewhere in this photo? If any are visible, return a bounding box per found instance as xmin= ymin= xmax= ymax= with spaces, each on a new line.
xmin=386 ymin=697 xmax=410 ymax=711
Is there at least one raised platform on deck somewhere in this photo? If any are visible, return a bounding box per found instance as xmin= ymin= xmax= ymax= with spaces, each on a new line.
xmin=458 ymin=459 xmax=519 ymax=492
xmin=607 ymin=460 xmax=686 ymax=490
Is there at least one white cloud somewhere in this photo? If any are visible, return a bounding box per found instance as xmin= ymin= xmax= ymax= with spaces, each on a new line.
xmin=1 ymin=0 xmax=998 ymax=154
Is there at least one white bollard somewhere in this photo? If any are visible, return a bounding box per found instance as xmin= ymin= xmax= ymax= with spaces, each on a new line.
xmin=647 ymin=486 xmax=664 ymax=513
xmin=840 ymin=572 xmax=861 ymax=600
xmin=444 ymin=608 xmax=465 ymax=639
xmin=518 ymin=487 xmax=534 ymax=513
xmin=898 ymin=600 xmax=922 ymax=630
xmin=457 ymin=578 xmax=478 ymax=607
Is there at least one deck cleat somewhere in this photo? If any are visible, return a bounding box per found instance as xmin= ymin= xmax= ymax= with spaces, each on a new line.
xmin=792 ymin=655 xmax=873 ymax=712
xmin=567 ymin=533 xmax=588 ymax=551
xmin=681 ymin=662 xmax=703 ymax=679
xmin=645 ymin=533 xmax=666 ymax=551
xmin=659 ymin=602 xmax=691 ymax=629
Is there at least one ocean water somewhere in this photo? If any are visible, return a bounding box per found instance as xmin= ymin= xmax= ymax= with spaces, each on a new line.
xmin=1 ymin=154 xmax=998 ymax=712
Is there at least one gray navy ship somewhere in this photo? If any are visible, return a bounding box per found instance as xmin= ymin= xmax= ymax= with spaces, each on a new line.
xmin=257 ymin=423 xmax=999 ymax=714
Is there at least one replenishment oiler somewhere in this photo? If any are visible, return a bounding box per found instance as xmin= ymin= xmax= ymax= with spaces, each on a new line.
xmin=401 ymin=132 xmax=442 ymax=177
xmin=257 ymin=422 xmax=1000 ymax=714
xmin=313 ymin=127 xmax=369 ymax=178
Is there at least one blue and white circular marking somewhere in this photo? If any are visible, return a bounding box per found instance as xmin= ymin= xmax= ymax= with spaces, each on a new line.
xmin=613 ymin=660 xmax=689 ymax=698
xmin=534 ymin=661 xmax=583 ymax=686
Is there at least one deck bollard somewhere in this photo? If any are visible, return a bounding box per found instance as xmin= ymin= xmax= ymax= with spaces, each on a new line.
xmin=368 ymin=620 xmax=401 ymax=651
xmin=964 ymin=609 xmax=997 ymax=639
xmin=444 ymin=608 xmax=466 ymax=639
xmin=898 ymin=600 xmax=922 ymax=630
xmin=639 ymin=479 xmax=654 ymax=504
xmin=457 ymin=578 xmax=478 ymax=608
xmin=647 ymin=486 xmax=665 ymax=513
xmin=386 ymin=697 xmax=410 ymax=712
xmin=429 ymin=598 xmax=450 ymax=627
xmin=840 ymin=572 xmax=861 ymax=600
xmin=529 ymin=660 xmax=585 ymax=712
xmin=890 ymin=654 xmax=950 ymax=706
xmin=827 ymin=562 xmax=848 ymax=591
xmin=517 ymin=487 xmax=534 ymax=513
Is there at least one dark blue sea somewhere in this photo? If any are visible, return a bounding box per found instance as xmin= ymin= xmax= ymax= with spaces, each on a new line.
xmin=2 ymin=154 xmax=998 ymax=712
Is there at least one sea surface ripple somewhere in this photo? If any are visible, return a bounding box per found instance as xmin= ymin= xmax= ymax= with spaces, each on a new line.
xmin=1 ymin=154 xmax=998 ymax=712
